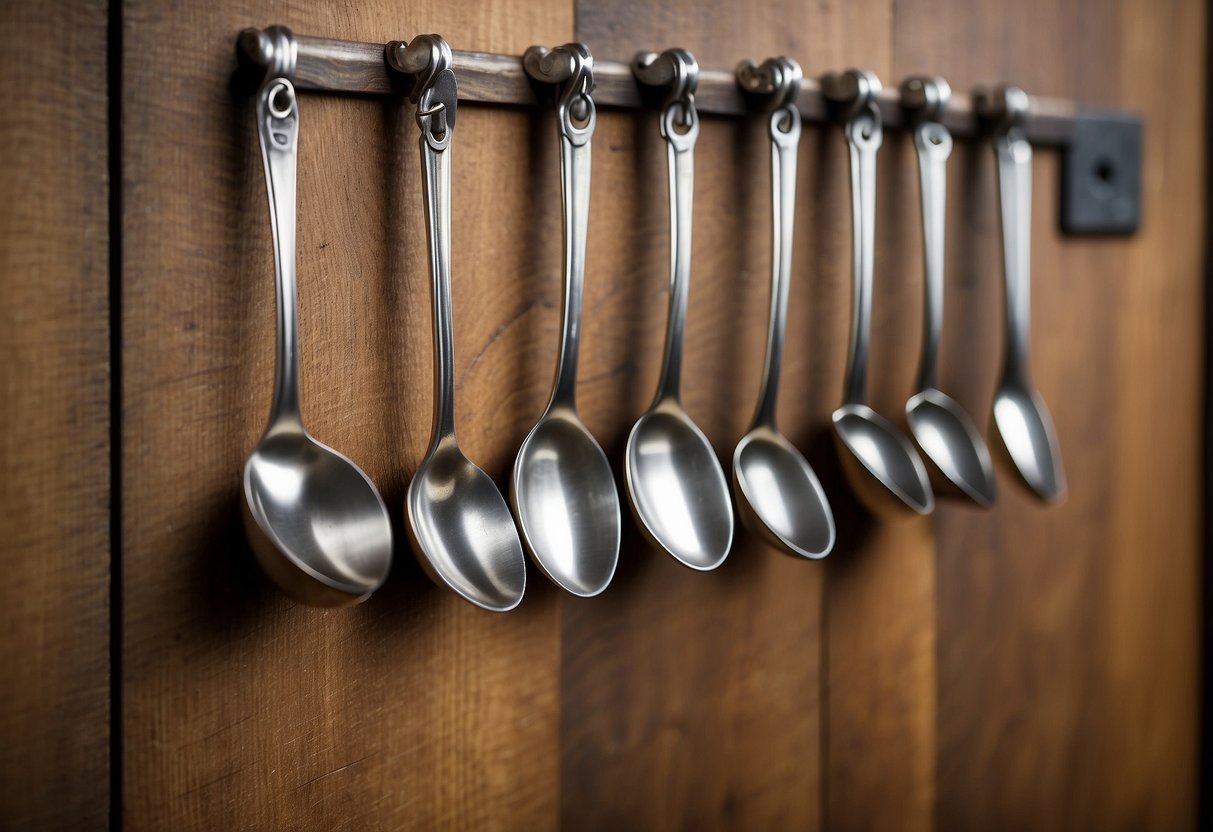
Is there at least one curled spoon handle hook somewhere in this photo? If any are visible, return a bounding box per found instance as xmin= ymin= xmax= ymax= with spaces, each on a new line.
xmin=738 ymin=57 xmax=803 ymax=429
xmin=825 ymin=69 xmax=883 ymax=408
xmin=389 ymin=36 xmax=459 ymax=446
xmin=524 ymin=44 xmax=597 ymax=411
xmin=978 ymin=86 xmax=1034 ymax=382
xmin=902 ymin=77 xmax=953 ymax=393
xmin=254 ymin=27 xmax=303 ymax=434
xmin=634 ymin=49 xmax=700 ymax=404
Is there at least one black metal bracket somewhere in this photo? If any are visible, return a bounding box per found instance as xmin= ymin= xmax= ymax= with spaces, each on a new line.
xmin=1061 ymin=112 xmax=1143 ymax=235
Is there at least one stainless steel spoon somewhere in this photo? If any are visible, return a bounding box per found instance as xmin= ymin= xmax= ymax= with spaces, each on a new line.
xmin=241 ymin=28 xmax=394 ymax=607
xmin=511 ymin=44 xmax=621 ymax=597
xmin=824 ymin=70 xmax=935 ymax=517
xmin=625 ymin=49 xmax=734 ymax=570
xmin=389 ymin=36 xmax=527 ymax=611
xmin=901 ymin=77 xmax=997 ymax=508
xmin=977 ymin=86 xmax=1066 ymax=503
xmin=732 ymin=57 xmax=835 ymax=559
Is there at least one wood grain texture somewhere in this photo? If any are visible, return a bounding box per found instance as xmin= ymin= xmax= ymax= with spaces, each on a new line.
xmin=121 ymin=2 xmax=569 ymax=829
xmin=894 ymin=0 xmax=1204 ymax=829
xmin=116 ymin=0 xmax=1203 ymax=829
xmin=566 ymin=2 xmax=938 ymax=830
xmin=0 ymin=1 xmax=111 ymax=828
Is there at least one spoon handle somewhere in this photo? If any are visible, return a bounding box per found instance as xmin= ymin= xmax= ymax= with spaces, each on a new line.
xmin=654 ymin=106 xmax=699 ymax=403
xmin=528 ymin=45 xmax=596 ymax=411
xmin=396 ymin=42 xmax=461 ymax=448
xmin=913 ymin=120 xmax=953 ymax=392
xmin=841 ymin=103 xmax=883 ymax=408
xmin=752 ymin=102 xmax=801 ymax=429
xmin=633 ymin=49 xmax=700 ymax=405
xmin=256 ymin=76 xmax=303 ymax=431
xmin=993 ymin=110 xmax=1034 ymax=381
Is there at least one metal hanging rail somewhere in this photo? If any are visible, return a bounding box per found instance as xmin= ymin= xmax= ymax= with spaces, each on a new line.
xmin=238 ymin=29 xmax=1079 ymax=143
xmin=236 ymin=27 xmax=1142 ymax=233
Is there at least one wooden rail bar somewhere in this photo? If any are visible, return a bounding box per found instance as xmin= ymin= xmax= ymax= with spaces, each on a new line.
xmin=263 ymin=32 xmax=1080 ymax=144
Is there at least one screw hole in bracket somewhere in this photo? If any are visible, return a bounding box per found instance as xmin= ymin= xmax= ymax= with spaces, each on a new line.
xmin=1061 ymin=111 xmax=1142 ymax=235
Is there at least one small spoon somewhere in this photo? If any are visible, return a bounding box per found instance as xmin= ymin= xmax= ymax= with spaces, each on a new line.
xmin=976 ymin=86 xmax=1066 ymax=503
xmin=511 ymin=44 xmax=621 ymax=597
xmin=823 ymin=69 xmax=935 ymax=517
xmin=625 ymin=49 xmax=734 ymax=570
xmin=901 ymin=77 xmax=997 ymax=507
xmin=731 ymin=56 xmax=835 ymax=558
xmin=241 ymin=28 xmax=394 ymax=607
xmin=389 ymin=37 xmax=527 ymax=611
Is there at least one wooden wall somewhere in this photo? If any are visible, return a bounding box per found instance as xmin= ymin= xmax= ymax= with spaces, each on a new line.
xmin=0 ymin=0 xmax=111 ymax=828
xmin=0 ymin=0 xmax=1202 ymax=828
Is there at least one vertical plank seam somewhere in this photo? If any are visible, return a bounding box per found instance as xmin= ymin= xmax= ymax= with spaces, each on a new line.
xmin=107 ymin=0 xmax=123 ymax=827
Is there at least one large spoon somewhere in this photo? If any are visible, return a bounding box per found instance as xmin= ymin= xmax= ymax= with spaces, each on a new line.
xmin=731 ymin=56 xmax=835 ymax=558
xmin=823 ymin=69 xmax=934 ymax=517
xmin=511 ymin=44 xmax=621 ymax=596
xmin=389 ymin=36 xmax=527 ymax=611
xmin=976 ymin=86 xmax=1066 ymax=503
xmin=240 ymin=27 xmax=394 ymax=607
xmin=901 ymin=77 xmax=997 ymax=507
xmin=625 ymin=49 xmax=734 ymax=570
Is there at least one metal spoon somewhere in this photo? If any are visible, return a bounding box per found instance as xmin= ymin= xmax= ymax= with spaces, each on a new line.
xmin=901 ymin=77 xmax=997 ymax=508
xmin=731 ymin=57 xmax=834 ymax=558
xmin=976 ymin=86 xmax=1066 ymax=503
xmin=510 ymin=44 xmax=621 ymax=597
xmin=824 ymin=70 xmax=934 ymax=517
xmin=625 ymin=49 xmax=734 ymax=570
xmin=241 ymin=28 xmax=394 ymax=607
xmin=389 ymin=36 xmax=527 ymax=611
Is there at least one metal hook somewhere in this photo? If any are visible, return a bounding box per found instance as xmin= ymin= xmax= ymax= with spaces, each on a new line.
xmin=822 ymin=68 xmax=882 ymax=124
xmin=736 ymin=55 xmax=802 ymax=114
xmin=386 ymin=34 xmax=458 ymax=148
xmin=632 ymin=48 xmax=699 ymax=137
xmin=900 ymin=76 xmax=951 ymax=124
xmin=524 ymin=43 xmax=596 ymax=146
xmin=237 ymin=25 xmax=298 ymax=82
xmin=974 ymin=84 xmax=1031 ymax=136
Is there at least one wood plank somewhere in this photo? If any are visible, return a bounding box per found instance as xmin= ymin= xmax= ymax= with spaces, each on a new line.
xmin=565 ymin=3 xmax=938 ymax=830
xmin=121 ymin=3 xmax=570 ymax=829
xmin=894 ymin=0 xmax=1203 ymax=828
xmin=0 ymin=1 xmax=111 ymax=828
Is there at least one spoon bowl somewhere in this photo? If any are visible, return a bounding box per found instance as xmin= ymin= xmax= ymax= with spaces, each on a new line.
xmin=512 ymin=411 xmax=620 ymax=596
xmin=907 ymin=388 xmax=996 ymax=507
xmin=408 ymin=439 xmax=527 ymax=612
xmin=733 ymin=427 xmax=835 ymax=558
xmin=992 ymin=379 xmax=1065 ymax=503
xmin=833 ymin=404 xmax=935 ymax=516
xmin=243 ymin=431 xmax=393 ymax=607
xmin=625 ymin=403 xmax=734 ymax=571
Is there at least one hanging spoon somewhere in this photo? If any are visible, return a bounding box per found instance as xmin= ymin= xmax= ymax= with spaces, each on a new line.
xmin=731 ymin=56 xmax=834 ymax=558
xmin=388 ymin=36 xmax=527 ymax=611
xmin=823 ymin=69 xmax=934 ymax=516
xmin=901 ymin=77 xmax=997 ymax=507
xmin=625 ymin=49 xmax=734 ymax=570
xmin=976 ymin=86 xmax=1066 ymax=503
xmin=510 ymin=43 xmax=621 ymax=596
xmin=240 ymin=26 xmax=394 ymax=606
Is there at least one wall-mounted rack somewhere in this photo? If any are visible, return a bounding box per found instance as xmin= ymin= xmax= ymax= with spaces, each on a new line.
xmin=236 ymin=27 xmax=1143 ymax=234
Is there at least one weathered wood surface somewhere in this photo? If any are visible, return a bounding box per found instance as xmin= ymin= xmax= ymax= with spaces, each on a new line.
xmin=111 ymin=0 xmax=1205 ymax=829
xmin=121 ymin=3 xmax=569 ymax=829
xmin=0 ymin=0 xmax=112 ymax=828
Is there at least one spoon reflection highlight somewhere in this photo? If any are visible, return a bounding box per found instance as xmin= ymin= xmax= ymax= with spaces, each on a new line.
xmin=241 ymin=56 xmax=393 ymax=607
xmin=626 ymin=50 xmax=734 ymax=570
xmin=731 ymin=56 xmax=834 ymax=558
xmin=512 ymin=44 xmax=621 ymax=597
xmin=901 ymin=77 xmax=997 ymax=507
